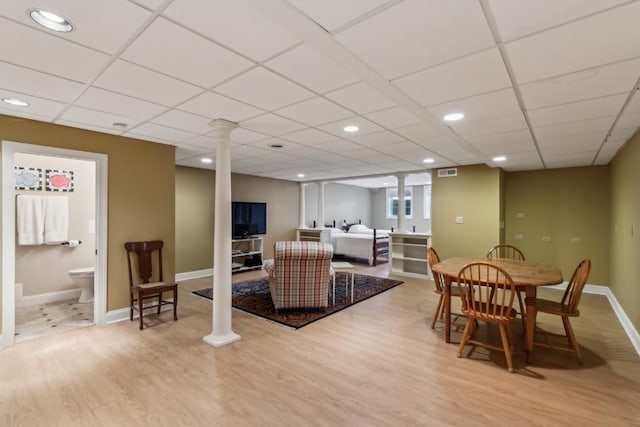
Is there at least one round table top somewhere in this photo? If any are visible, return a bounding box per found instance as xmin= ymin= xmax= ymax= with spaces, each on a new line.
xmin=432 ymin=257 xmax=563 ymax=287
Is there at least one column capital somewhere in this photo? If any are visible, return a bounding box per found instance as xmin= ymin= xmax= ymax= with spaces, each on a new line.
xmin=209 ymin=119 xmax=238 ymax=139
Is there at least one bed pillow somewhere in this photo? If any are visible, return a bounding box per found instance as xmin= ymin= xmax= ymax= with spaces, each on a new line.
xmin=348 ymin=224 xmax=369 ymax=233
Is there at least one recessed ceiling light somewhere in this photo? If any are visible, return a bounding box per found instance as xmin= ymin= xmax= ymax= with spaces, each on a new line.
xmin=344 ymin=125 xmax=359 ymax=133
xmin=443 ymin=112 xmax=464 ymax=122
xmin=2 ymin=98 xmax=29 ymax=107
xmin=382 ymin=182 xmax=389 ymax=186
xmin=297 ymin=173 xmax=305 ymax=178
xmin=201 ymin=157 xmax=213 ymax=164
xmin=493 ymin=155 xmax=507 ymax=162
xmin=29 ymin=9 xmax=73 ymax=32
xmin=268 ymin=143 xmax=283 ymax=148
xmin=423 ymin=158 xmax=434 ymax=164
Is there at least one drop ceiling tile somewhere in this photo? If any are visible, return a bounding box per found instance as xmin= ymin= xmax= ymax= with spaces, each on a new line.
xmin=613 ymin=112 xmax=640 ymax=132
xmin=519 ymin=57 xmax=640 ymax=110
xmin=240 ymin=113 xmax=307 ymax=136
xmin=543 ymin=151 xmax=596 ymax=169
xmin=365 ymin=106 xmax=422 ymax=129
xmin=0 ymin=108 xmax=53 ymax=123
xmin=451 ymin=112 xmax=528 ymax=138
xmin=274 ymin=97 xmax=353 ymax=126
xmin=287 ymin=0 xmax=393 ymax=32
xmin=164 ymin=0 xmax=299 ymax=61
xmin=625 ymin=91 xmax=640 ymax=114
xmin=527 ymin=93 xmax=627 ymax=127
xmin=324 ymin=82 xmax=396 ymax=114
xmin=280 ymin=128 xmax=337 ymax=145
xmin=469 ymin=129 xmax=535 ymax=154
xmin=534 ymin=116 xmax=615 ymax=141
xmin=57 ymin=106 xmax=143 ymax=131
xmin=393 ymin=123 xmax=439 ymax=140
xmin=595 ymin=138 xmax=627 ymax=164
xmin=94 ymin=60 xmax=202 ymax=106
xmin=215 ymin=67 xmax=314 ymax=111
xmin=537 ymin=133 xmax=604 ymax=155
xmin=335 ymin=0 xmax=494 ymax=79
xmin=427 ymin=88 xmax=521 ymax=123
xmin=505 ymin=1 xmax=640 ymax=84
xmin=393 ymin=48 xmax=512 ymax=107
xmin=316 ymin=140 xmax=363 ymax=153
xmin=227 ymin=128 xmax=269 ymax=144
xmin=497 ymin=150 xmax=544 ymax=171
xmin=0 ymin=17 xmax=109 ymax=82
xmin=181 ymin=135 xmax=218 ymax=150
xmin=0 ymin=1 xmax=151 ymax=54
xmin=0 ymin=62 xmax=85 ymax=103
xmin=415 ymin=136 xmax=474 ymax=160
xmin=55 ymin=119 xmax=123 ymax=135
xmin=126 ymin=122 xmax=199 ymax=142
xmin=179 ymin=91 xmax=264 ymax=122
xmin=151 ymin=109 xmax=213 ymax=134
xmin=318 ymin=116 xmax=384 ymax=137
xmin=265 ymin=44 xmax=358 ymax=93
xmin=175 ymin=144 xmax=211 ymax=161
xmin=75 ymin=87 xmax=167 ymax=121
xmin=608 ymin=125 xmax=638 ymax=141
xmin=122 ymin=17 xmax=253 ymax=88
xmin=348 ymin=131 xmax=406 ymax=147
xmin=0 ymin=90 xmax=66 ymax=118
xmin=488 ymin=0 xmax=629 ymax=42
xmin=131 ymin=0 xmax=165 ymax=11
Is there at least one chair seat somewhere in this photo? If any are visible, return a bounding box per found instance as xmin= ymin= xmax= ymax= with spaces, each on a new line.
xmin=535 ymin=298 xmax=579 ymax=317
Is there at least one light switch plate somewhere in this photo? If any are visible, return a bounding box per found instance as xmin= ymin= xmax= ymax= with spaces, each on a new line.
xmin=455 ymin=216 xmax=464 ymax=224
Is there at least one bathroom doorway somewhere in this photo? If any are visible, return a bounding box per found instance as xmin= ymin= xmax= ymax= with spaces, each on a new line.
xmin=1 ymin=141 xmax=108 ymax=349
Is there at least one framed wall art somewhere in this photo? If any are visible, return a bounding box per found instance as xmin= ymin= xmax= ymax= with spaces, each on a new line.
xmin=14 ymin=167 xmax=42 ymax=190
xmin=46 ymin=169 xmax=74 ymax=192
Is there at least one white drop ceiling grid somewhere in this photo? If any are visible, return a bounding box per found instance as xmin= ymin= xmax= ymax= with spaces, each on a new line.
xmin=0 ymin=0 xmax=638 ymax=186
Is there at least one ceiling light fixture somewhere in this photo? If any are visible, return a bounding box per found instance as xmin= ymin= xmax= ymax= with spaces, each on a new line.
xmin=268 ymin=143 xmax=283 ymax=148
xmin=297 ymin=173 xmax=305 ymax=178
xmin=112 ymin=122 xmax=128 ymax=129
xmin=2 ymin=98 xmax=29 ymax=107
xmin=423 ymin=158 xmax=434 ymax=164
xmin=443 ymin=112 xmax=464 ymax=122
xmin=344 ymin=125 xmax=359 ymax=133
xmin=201 ymin=157 xmax=213 ymax=164
xmin=29 ymin=9 xmax=73 ymax=32
xmin=493 ymin=156 xmax=507 ymax=162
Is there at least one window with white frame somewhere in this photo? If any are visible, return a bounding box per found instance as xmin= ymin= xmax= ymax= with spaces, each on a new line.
xmin=386 ymin=187 xmax=413 ymax=219
xmin=423 ymin=184 xmax=431 ymax=220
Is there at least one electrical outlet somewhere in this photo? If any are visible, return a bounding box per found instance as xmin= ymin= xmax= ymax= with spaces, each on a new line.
xmin=542 ymin=236 xmax=552 ymax=242
xmin=455 ymin=216 xmax=464 ymax=224
xmin=571 ymin=237 xmax=581 ymax=244
xmin=514 ymin=234 xmax=524 ymax=240
xmin=515 ymin=213 xmax=525 ymax=219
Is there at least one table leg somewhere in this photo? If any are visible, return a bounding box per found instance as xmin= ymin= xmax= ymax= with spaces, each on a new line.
xmin=445 ymin=277 xmax=452 ymax=344
xmin=525 ymin=286 xmax=537 ymax=363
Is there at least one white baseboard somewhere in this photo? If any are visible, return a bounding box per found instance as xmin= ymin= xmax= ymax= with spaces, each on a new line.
xmin=16 ymin=288 xmax=81 ymax=307
xmin=546 ymin=282 xmax=640 ymax=356
xmin=176 ymin=268 xmax=213 ymax=281
xmin=106 ymin=298 xmax=175 ymax=324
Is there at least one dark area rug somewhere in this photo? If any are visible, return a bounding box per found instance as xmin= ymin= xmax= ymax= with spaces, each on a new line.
xmin=192 ymin=274 xmax=404 ymax=329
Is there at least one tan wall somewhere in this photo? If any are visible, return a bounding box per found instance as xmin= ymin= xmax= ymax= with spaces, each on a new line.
xmin=174 ymin=167 xmax=300 ymax=273
xmin=504 ymin=166 xmax=610 ymax=284
xmin=1 ymin=115 xmax=175 ymax=321
xmin=431 ymin=164 xmax=502 ymax=259
xmin=610 ymin=131 xmax=640 ymax=332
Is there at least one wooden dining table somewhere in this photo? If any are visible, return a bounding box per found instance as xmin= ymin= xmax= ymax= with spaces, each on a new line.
xmin=431 ymin=257 xmax=563 ymax=362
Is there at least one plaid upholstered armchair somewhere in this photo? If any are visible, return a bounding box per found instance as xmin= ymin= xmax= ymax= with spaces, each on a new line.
xmin=263 ymin=241 xmax=334 ymax=311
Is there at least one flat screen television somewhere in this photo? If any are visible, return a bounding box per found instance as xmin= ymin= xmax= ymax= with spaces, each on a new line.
xmin=232 ymin=201 xmax=267 ymax=238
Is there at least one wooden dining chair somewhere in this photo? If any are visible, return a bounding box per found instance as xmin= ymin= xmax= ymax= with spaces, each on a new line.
xmin=125 ymin=240 xmax=178 ymax=330
xmin=427 ymin=247 xmax=464 ymax=331
xmin=486 ymin=244 xmax=526 ymax=328
xmin=534 ymin=259 xmax=591 ymax=364
xmin=456 ymin=262 xmax=519 ymax=372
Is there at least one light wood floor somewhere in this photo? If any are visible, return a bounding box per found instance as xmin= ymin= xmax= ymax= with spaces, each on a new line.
xmin=1 ymin=263 xmax=639 ymax=426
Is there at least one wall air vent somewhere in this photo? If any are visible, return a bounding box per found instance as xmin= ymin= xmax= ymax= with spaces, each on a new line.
xmin=437 ymin=168 xmax=457 ymax=178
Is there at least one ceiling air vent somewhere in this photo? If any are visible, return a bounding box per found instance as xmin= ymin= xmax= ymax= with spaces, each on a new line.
xmin=437 ymin=168 xmax=457 ymax=178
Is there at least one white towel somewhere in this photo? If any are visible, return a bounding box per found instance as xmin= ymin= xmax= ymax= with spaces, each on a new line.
xmin=43 ymin=196 xmax=69 ymax=244
xmin=17 ymin=195 xmax=45 ymax=245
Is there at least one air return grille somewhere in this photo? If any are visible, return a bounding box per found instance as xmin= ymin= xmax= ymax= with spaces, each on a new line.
xmin=437 ymin=168 xmax=457 ymax=177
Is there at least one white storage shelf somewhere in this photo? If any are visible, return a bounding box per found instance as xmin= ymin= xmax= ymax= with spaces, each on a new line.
xmin=389 ymin=232 xmax=431 ymax=279
xmin=296 ymin=228 xmax=331 ymax=243
xmin=231 ymin=236 xmax=263 ymax=273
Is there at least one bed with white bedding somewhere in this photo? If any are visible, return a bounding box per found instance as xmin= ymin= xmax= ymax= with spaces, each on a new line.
xmin=329 ymin=225 xmax=390 ymax=266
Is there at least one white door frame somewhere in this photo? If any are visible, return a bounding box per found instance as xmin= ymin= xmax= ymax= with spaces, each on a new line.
xmin=1 ymin=141 xmax=108 ymax=349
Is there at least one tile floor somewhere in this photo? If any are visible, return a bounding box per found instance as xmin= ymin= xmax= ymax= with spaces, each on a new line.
xmin=15 ymin=299 xmax=94 ymax=343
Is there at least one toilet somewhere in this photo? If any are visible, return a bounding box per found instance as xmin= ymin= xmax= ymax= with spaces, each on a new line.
xmin=69 ymin=267 xmax=95 ymax=303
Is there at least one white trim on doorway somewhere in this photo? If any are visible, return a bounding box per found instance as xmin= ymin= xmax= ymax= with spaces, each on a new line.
xmin=1 ymin=141 xmax=108 ymax=349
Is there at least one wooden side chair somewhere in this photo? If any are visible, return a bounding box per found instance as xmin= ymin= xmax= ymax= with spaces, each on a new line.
xmin=427 ymin=247 xmax=464 ymax=331
xmin=486 ymin=244 xmax=526 ymax=327
xmin=534 ymin=259 xmax=591 ymax=363
xmin=125 ymin=240 xmax=178 ymax=330
xmin=456 ymin=262 xmax=519 ymax=372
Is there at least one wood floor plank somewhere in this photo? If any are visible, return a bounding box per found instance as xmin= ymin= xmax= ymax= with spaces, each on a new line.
xmin=1 ymin=264 xmax=639 ymax=426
